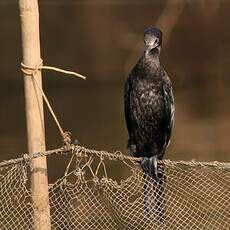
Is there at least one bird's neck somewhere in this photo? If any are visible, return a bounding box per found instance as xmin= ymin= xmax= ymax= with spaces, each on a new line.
xmin=138 ymin=51 xmax=161 ymax=74
xmin=145 ymin=48 xmax=160 ymax=65
xmin=145 ymin=55 xmax=160 ymax=67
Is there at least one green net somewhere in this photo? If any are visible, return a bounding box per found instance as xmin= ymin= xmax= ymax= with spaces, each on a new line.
xmin=0 ymin=146 xmax=230 ymax=229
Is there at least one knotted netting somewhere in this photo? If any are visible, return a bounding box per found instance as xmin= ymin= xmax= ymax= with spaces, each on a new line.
xmin=0 ymin=145 xmax=230 ymax=229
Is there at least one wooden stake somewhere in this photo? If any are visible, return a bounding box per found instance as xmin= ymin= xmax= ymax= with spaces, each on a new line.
xmin=18 ymin=0 xmax=51 ymax=229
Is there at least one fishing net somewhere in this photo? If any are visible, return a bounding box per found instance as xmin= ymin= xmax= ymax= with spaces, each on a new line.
xmin=0 ymin=145 xmax=230 ymax=229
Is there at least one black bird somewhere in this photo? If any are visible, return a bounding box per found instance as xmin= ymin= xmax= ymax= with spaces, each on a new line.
xmin=124 ymin=27 xmax=174 ymax=222
xmin=124 ymin=27 xmax=175 ymax=178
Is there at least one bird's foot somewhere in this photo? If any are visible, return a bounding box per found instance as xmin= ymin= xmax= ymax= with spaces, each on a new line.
xmin=141 ymin=156 xmax=158 ymax=180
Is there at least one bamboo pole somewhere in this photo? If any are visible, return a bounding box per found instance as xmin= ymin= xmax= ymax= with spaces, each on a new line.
xmin=18 ymin=0 xmax=51 ymax=229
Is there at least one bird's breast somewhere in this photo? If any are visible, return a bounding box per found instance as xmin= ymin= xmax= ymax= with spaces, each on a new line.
xmin=131 ymin=79 xmax=164 ymax=121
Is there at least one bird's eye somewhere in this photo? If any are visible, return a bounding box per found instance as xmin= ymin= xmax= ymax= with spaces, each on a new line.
xmin=155 ymin=38 xmax=159 ymax=44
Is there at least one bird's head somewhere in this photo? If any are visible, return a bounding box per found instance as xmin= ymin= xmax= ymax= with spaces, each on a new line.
xmin=144 ymin=27 xmax=162 ymax=55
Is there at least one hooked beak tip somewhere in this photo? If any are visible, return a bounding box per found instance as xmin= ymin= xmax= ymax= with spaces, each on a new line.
xmin=146 ymin=43 xmax=159 ymax=54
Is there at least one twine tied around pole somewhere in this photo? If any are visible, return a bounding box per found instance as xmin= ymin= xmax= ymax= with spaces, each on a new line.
xmin=21 ymin=59 xmax=86 ymax=80
xmin=20 ymin=59 xmax=86 ymax=149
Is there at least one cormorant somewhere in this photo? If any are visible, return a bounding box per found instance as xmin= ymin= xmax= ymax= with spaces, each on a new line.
xmin=124 ymin=27 xmax=175 ymax=178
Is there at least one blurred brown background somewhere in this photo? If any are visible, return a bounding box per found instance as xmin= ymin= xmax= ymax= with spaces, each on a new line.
xmin=1 ymin=0 xmax=230 ymax=181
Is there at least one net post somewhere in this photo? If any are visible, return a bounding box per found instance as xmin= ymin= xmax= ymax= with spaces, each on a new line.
xmin=18 ymin=0 xmax=51 ymax=229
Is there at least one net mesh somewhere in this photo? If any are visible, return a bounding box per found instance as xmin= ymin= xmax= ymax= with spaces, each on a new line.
xmin=0 ymin=147 xmax=230 ymax=230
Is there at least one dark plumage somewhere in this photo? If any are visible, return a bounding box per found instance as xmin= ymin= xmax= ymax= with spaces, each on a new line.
xmin=124 ymin=27 xmax=175 ymax=178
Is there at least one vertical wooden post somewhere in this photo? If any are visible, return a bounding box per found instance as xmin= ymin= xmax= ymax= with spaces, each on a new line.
xmin=18 ymin=0 xmax=51 ymax=229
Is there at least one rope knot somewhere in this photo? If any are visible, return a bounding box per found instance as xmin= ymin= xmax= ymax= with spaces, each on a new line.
xmin=23 ymin=153 xmax=29 ymax=161
xmin=63 ymin=131 xmax=72 ymax=150
xmin=21 ymin=59 xmax=43 ymax=76
xmin=114 ymin=151 xmax=125 ymax=161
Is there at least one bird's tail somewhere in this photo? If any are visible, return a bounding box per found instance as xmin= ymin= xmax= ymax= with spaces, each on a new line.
xmin=143 ymin=164 xmax=166 ymax=223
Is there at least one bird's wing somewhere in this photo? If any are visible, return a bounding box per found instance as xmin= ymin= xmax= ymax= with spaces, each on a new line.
xmin=162 ymin=82 xmax=175 ymax=147
xmin=124 ymin=76 xmax=134 ymax=138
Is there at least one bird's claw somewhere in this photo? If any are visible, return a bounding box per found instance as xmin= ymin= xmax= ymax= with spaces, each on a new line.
xmin=141 ymin=156 xmax=158 ymax=180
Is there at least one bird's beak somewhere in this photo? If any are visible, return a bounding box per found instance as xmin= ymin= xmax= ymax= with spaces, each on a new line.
xmin=150 ymin=43 xmax=159 ymax=49
xmin=146 ymin=43 xmax=159 ymax=54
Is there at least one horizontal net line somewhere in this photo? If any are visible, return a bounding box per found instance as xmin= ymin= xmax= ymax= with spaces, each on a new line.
xmin=0 ymin=145 xmax=230 ymax=169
